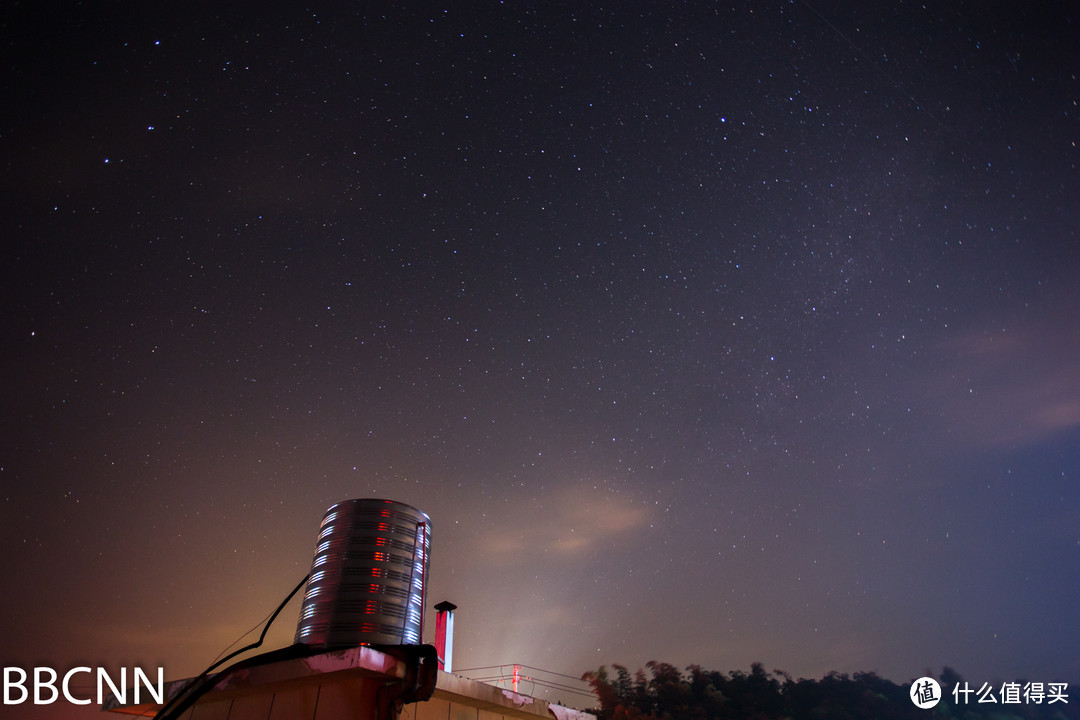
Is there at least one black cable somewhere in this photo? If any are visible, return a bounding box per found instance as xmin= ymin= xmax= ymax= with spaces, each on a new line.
xmin=511 ymin=664 xmax=591 ymax=682
xmin=154 ymin=644 xmax=318 ymax=720
xmin=152 ymin=572 xmax=310 ymax=720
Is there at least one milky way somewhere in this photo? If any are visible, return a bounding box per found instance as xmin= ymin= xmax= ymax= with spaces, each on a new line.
xmin=1 ymin=4 xmax=1078 ymax=718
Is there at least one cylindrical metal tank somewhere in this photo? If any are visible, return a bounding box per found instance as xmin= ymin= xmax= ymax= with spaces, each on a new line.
xmin=294 ymin=498 xmax=432 ymax=648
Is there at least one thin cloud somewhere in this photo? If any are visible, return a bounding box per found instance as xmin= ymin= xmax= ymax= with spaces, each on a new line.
xmin=925 ymin=316 xmax=1080 ymax=448
xmin=476 ymin=486 xmax=651 ymax=564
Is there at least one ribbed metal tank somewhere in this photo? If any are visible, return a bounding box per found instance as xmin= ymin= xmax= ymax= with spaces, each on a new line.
xmin=294 ymin=499 xmax=432 ymax=648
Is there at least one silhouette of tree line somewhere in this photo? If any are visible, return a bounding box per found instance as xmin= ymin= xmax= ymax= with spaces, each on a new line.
xmin=581 ymin=661 xmax=1077 ymax=720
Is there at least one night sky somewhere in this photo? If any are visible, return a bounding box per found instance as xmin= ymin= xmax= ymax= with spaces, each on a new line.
xmin=2 ymin=2 xmax=1078 ymax=717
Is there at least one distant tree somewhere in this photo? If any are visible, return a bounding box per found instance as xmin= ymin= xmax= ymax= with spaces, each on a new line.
xmin=585 ymin=661 xmax=1080 ymax=720
xmin=582 ymin=666 xmax=620 ymax=720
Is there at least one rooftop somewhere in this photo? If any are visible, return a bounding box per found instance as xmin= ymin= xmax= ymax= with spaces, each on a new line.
xmin=104 ymin=644 xmax=596 ymax=720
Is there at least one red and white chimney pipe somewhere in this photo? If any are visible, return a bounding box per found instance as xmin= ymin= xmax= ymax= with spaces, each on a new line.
xmin=433 ymin=601 xmax=457 ymax=672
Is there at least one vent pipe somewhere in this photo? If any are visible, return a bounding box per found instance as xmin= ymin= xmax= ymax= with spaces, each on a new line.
xmin=433 ymin=601 xmax=457 ymax=672
xmin=295 ymin=499 xmax=431 ymax=648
